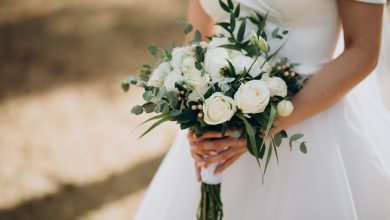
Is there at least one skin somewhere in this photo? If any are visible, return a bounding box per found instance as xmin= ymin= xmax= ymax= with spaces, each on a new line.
xmin=186 ymin=0 xmax=384 ymax=181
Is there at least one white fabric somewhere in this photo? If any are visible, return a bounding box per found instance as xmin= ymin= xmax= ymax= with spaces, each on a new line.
xmin=134 ymin=1 xmax=390 ymax=219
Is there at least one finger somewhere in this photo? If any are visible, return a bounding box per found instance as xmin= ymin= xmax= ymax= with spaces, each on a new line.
xmin=202 ymin=148 xmax=240 ymax=165
xmin=190 ymin=144 xmax=213 ymax=156
xmin=214 ymin=153 xmax=243 ymax=174
xmin=194 ymin=163 xmax=201 ymax=182
xmin=193 ymin=137 xmax=240 ymax=151
xmin=191 ymin=152 xmax=204 ymax=163
xmin=198 ymin=130 xmax=233 ymax=139
xmin=187 ymin=130 xmax=204 ymax=143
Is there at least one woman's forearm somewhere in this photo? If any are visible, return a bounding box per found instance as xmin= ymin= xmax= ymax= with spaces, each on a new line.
xmin=275 ymin=45 xmax=380 ymax=132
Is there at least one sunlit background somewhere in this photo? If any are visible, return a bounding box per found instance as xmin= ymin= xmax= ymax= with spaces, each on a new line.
xmin=0 ymin=1 xmax=389 ymax=219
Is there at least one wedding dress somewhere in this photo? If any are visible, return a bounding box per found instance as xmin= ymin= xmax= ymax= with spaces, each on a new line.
xmin=134 ymin=0 xmax=390 ymax=219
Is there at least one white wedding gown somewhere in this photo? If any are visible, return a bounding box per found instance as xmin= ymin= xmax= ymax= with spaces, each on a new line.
xmin=134 ymin=0 xmax=390 ymax=219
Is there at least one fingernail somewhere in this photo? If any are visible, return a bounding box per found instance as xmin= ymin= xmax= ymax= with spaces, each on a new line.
xmin=209 ymin=151 xmax=218 ymax=156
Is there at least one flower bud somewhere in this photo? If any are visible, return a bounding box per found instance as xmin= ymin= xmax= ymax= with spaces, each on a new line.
xmin=277 ymin=100 xmax=294 ymax=117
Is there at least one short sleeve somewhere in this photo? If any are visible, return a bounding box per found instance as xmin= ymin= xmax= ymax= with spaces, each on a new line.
xmin=353 ymin=0 xmax=387 ymax=4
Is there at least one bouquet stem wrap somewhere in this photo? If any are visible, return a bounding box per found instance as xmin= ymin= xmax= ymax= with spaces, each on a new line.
xmin=198 ymin=162 xmax=223 ymax=220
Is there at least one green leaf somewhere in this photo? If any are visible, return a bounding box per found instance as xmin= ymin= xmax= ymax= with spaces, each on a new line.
xmin=195 ymin=61 xmax=203 ymax=71
xmin=226 ymin=59 xmax=236 ymax=75
xmin=234 ymin=4 xmax=240 ymax=17
xmin=147 ymin=44 xmax=158 ymax=55
xmin=232 ymin=130 xmax=241 ymax=139
xmin=121 ymin=82 xmax=129 ymax=92
xmin=230 ymin=13 xmax=236 ymax=31
xmin=143 ymin=102 xmax=156 ymax=113
xmin=272 ymin=27 xmax=279 ymax=38
xmin=290 ymin=133 xmax=304 ymax=141
xmin=167 ymin=91 xmax=179 ymax=108
xmin=216 ymin=22 xmax=231 ymax=34
xmin=237 ymin=113 xmax=261 ymax=168
xmin=219 ymin=44 xmax=241 ymax=51
xmin=143 ymin=90 xmax=153 ymax=101
xmin=176 ymin=18 xmax=186 ymax=25
xmin=280 ymin=130 xmax=288 ymax=138
xmin=273 ymin=132 xmax=282 ymax=147
xmin=193 ymin=30 xmax=202 ymax=44
xmin=139 ymin=113 xmax=169 ymax=126
xmin=265 ymin=105 xmax=277 ymax=136
xmin=170 ymin=110 xmax=182 ymax=117
xmin=300 ymin=142 xmax=308 ymax=154
xmin=289 ymin=133 xmax=304 ymax=150
xmin=227 ymin=0 xmax=234 ymax=9
xmin=156 ymin=87 xmax=167 ymax=99
xmin=237 ymin=19 xmax=246 ymax=43
xmin=184 ymin=24 xmax=193 ymax=34
xmin=131 ymin=105 xmax=143 ymax=115
xmin=263 ymin=140 xmax=273 ymax=179
xmin=218 ymin=0 xmax=231 ymax=12
xmin=267 ymin=41 xmax=287 ymax=62
xmin=138 ymin=114 xmax=172 ymax=139
xmin=258 ymin=10 xmax=269 ymax=34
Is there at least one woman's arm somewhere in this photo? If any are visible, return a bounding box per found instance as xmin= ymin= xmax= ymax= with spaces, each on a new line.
xmin=275 ymin=0 xmax=384 ymax=132
xmin=188 ymin=0 xmax=384 ymax=176
xmin=186 ymin=0 xmax=217 ymax=39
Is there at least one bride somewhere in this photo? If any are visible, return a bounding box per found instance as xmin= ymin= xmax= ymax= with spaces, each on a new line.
xmin=134 ymin=0 xmax=390 ymax=219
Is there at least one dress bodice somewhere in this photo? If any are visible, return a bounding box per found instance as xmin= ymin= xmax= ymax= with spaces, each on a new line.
xmin=199 ymin=0 xmax=386 ymax=75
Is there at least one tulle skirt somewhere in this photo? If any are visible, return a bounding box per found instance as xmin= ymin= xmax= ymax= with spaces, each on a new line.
xmin=133 ymin=71 xmax=390 ymax=220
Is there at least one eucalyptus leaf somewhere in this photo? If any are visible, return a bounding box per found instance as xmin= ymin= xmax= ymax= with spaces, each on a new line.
xmin=290 ymin=133 xmax=304 ymax=141
xmin=143 ymin=102 xmax=156 ymax=113
xmin=167 ymin=91 xmax=179 ymax=108
xmin=272 ymin=27 xmax=279 ymax=38
xmin=176 ymin=18 xmax=186 ymax=25
xmin=121 ymin=82 xmax=129 ymax=92
xmin=147 ymin=44 xmax=158 ymax=55
xmin=274 ymin=132 xmax=282 ymax=147
xmin=131 ymin=105 xmax=143 ymax=115
xmin=300 ymin=142 xmax=308 ymax=154
xmin=193 ymin=31 xmax=202 ymax=44
xmin=184 ymin=24 xmax=193 ymax=34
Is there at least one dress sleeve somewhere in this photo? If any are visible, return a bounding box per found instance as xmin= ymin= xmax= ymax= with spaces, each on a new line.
xmin=353 ymin=0 xmax=387 ymax=4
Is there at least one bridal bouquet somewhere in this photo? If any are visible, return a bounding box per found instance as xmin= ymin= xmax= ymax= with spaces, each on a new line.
xmin=122 ymin=1 xmax=307 ymax=219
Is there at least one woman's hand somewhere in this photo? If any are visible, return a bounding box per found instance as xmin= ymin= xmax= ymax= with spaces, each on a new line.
xmin=187 ymin=130 xmax=247 ymax=181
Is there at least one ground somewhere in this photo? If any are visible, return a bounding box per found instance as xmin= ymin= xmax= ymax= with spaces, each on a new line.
xmin=0 ymin=0 xmax=186 ymax=219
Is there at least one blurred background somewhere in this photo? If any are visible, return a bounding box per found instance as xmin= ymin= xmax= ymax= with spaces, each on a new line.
xmin=0 ymin=1 xmax=389 ymax=220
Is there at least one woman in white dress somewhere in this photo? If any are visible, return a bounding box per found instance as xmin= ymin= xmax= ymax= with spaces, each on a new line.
xmin=134 ymin=0 xmax=390 ymax=219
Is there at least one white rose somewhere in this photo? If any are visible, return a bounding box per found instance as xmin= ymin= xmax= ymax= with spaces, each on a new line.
xmin=234 ymin=80 xmax=270 ymax=113
xmin=148 ymin=62 xmax=171 ymax=87
xmin=231 ymin=54 xmax=271 ymax=78
xmin=203 ymin=92 xmax=237 ymax=125
xmin=164 ymin=69 xmax=183 ymax=91
xmin=183 ymin=67 xmax=210 ymax=90
xmin=263 ymin=77 xmax=288 ymax=97
xmin=204 ymin=47 xmax=229 ymax=82
xmin=277 ymin=100 xmax=294 ymax=117
xmin=170 ymin=46 xmax=193 ymax=70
